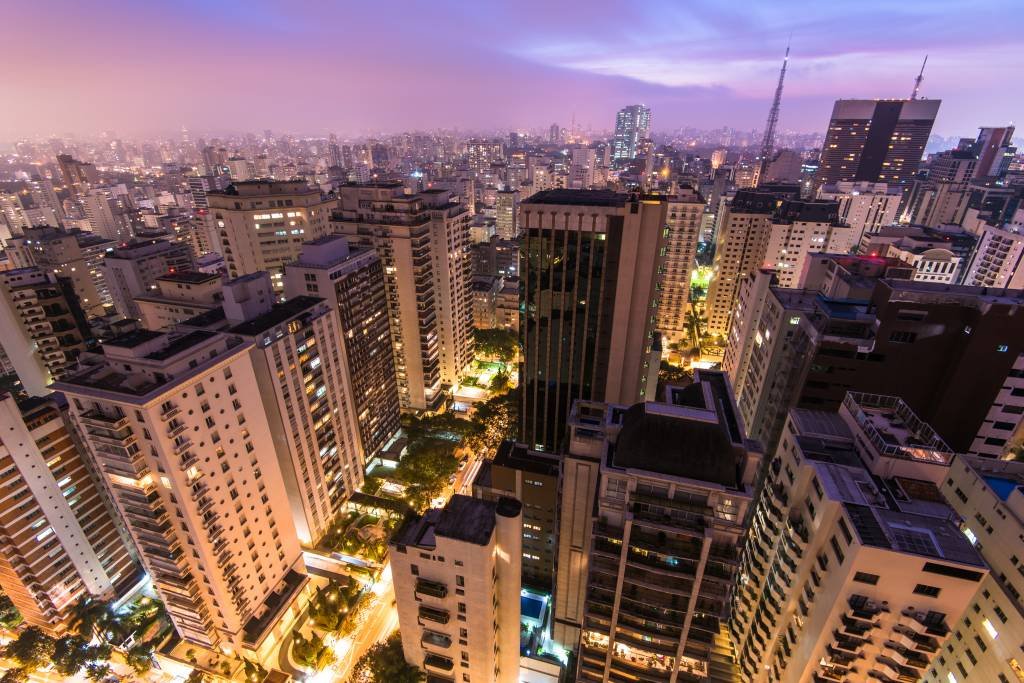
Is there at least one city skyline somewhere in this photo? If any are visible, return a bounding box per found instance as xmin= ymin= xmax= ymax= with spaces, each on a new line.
xmin=3 ymin=0 xmax=1020 ymax=139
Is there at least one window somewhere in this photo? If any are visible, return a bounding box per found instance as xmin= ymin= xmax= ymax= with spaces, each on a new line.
xmin=853 ymin=572 xmax=879 ymax=585
xmin=914 ymin=584 xmax=941 ymax=598
xmin=838 ymin=518 xmax=853 ymax=545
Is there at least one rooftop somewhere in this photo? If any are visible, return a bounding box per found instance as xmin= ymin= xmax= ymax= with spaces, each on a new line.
xmin=156 ymin=271 xmax=220 ymax=285
xmin=392 ymin=495 xmax=510 ymax=550
xmin=228 ymin=296 xmax=324 ymax=337
xmin=523 ymin=189 xmax=628 ymax=208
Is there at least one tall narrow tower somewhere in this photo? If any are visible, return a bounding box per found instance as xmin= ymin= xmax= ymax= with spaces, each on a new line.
xmin=911 ymin=55 xmax=928 ymax=99
xmin=755 ymin=44 xmax=790 ymax=186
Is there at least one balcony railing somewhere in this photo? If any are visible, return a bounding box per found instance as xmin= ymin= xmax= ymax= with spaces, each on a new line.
xmin=415 ymin=578 xmax=448 ymax=599
xmin=418 ymin=605 xmax=450 ymax=625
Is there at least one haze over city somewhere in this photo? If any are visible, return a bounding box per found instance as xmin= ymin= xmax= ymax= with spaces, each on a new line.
xmin=3 ymin=0 xmax=1020 ymax=139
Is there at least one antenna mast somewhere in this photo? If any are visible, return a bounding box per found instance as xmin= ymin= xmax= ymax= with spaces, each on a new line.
xmin=756 ymin=42 xmax=790 ymax=186
xmin=911 ymin=55 xmax=928 ymax=100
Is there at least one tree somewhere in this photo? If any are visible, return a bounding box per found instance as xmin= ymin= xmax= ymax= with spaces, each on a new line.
xmin=0 ymin=668 xmax=28 ymax=683
xmin=126 ymin=642 xmax=153 ymax=674
xmin=489 ymin=370 xmax=510 ymax=392
xmin=0 ymin=593 xmax=22 ymax=629
xmin=185 ymin=670 xmax=208 ymax=683
xmin=657 ymin=360 xmax=692 ymax=397
xmin=243 ymin=658 xmax=268 ymax=683
xmin=3 ymin=626 xmax=55 ymax=670
xmin=52 ymin=634 xmax=93 ymax=677
xmin=353 ymin=633 xmax=424 ymax=682
xmin=472 ymin=328 xmax=518 ymax=362
xmin=85 ymin=663 xmax=111 ymax=682
xmin=68 ymin=597 xmax=110 ymax=640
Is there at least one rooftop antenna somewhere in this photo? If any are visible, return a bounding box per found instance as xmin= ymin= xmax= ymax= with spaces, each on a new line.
xmin=911 ymin=55 xmax=928 ymax=100
xmin=756 ymin=39 xmax=790 ymax=186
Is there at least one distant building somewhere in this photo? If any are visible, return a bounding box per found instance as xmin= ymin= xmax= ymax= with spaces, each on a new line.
xmin=495 ymin=189 xmax=519 ymax=239
xmin=135 ymin=271 xmax=223 ymax=330
xmin=817 ymin=181 xmax=902 ymax=237
xmin=816 ymin=99 xmax=940 ymax=188
xmin=390 ymin=495 xmax=522 ymax=682
xmin=612 ymin=105 xmax=651 ymax=163
xmin=101 ymin=238 xmax=194 ymax=319
xmin=657 ymin=187 xmax=704 ymax=344
xmin=963 ymin=222 xmax=1024 ymax=289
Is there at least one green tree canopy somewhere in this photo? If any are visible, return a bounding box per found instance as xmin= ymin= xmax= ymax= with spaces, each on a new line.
xmin=3 ymin=627 xmax=55 ymax=670
xmin=472 ymin=328 xmax=518 ymax=362
xmin=354 ymin=633 xmax=424 ymax=683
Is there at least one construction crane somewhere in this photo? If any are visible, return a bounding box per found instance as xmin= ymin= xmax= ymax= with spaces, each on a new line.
xmin=911 ymin=55 xmax=928 ymax=100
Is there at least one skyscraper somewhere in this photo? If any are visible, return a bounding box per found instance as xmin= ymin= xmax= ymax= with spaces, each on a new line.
xmin=285 ymin=235 xmax=402 ymax=467
xmin=656 ymin=187 xmax=705 ymax=344
xmin=519 ymin=189 xmax=666 ymax=453
xmin=973 ymin=126 xmax=1015 ymax=179
xmin=0 ymin=393 xmax=141 ymax=633
xmin=611 ymin=105 xmax=651 ymax=164
xmin=815 ymin=99 xmax=940 ymax=188
xmin=332 ymin=183 xmax=474 ymax=411
xmin=101 ymin=238 xmax=195 ymax=319
xmin=495 ymin=189 xmax=519 ymax=239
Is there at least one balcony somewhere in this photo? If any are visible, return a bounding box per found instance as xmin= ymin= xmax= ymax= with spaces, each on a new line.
xmin=160 ymin=404 xmax=180 ymax=421
xmin=423 ymin=654 xmax=453 ymax=672
xmin=421 ymin=630 xmax=451 ymax=650
xmin=899 ymin=608 xmax=949 ymax=637
xmin=167 ymin=421 xmax=187 ymax=438
xmin=415 ymin=578 xmax=448 ymax=599
xmin=80 ymin=409 xmax=128 ymax=430
xmin=418 ymin=605 xmax=450 ymax=625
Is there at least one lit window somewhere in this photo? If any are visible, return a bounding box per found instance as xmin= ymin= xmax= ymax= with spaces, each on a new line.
xmin=982 ymin=618 xmax=998 ymax=639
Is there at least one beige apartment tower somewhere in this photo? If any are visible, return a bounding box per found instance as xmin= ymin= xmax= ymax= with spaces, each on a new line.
xmin=390 ymin=495 xmax=522 ymax=682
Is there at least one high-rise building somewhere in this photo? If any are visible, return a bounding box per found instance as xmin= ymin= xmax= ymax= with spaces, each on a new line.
xmin=473 ymin=441 xmax=560 ymax=592
xmin=817 ymin=181 xmax=902 ymax=236
xmin=54 ymin=328 xmax=308 ymax=653
xmin=215 ymin=273 xmax=362 ymax=545
xmin=555 ymin=370 xmax=761 ymax=681
xmin=763 ymin=198 xmax=856 ymax=289
xmin=0 ymin=267 xmax=93 ymax=396
xmin=519 ymin=189 xmax=666 ymax=452
xmin=611 ymin=104 xmax=651 ymax=163
xmin=932 ymin=455 xmax=1024 ymax=683
xmin=963 ymin=221 xmax=1024 ymax=289
xmin=815 ymin=99 xmax=941 ymax=188
xmin=135 ymin=271 xmax=224 ymax=330
xmin=57 ymin=154 xmax=99 ymax=197
xmin=226 ymin=157 xmax=253 ymax=182
xmin=705 ymin=187 xmax=798 ymax=337
xmin=495 ymin=189 xmax=519 ymax=239
xmin=81 ymin=188 xmax=133 ymax=243
xmin=549 ymin=123 xmax=561 ymax=144
xmin=207 ymin=180 xmax=334 ymax=292
xmin=5 ymin=226 xmax=114 ymax=316
xmin=101 ymin=238 xmax=195 ymax=319
xmin=0 ymin=393 xmax=141 ymax=633
xmin=285 ymin=235 xmax=401 ymax=467
xmin=390 ymin=494 xmax=522 ymax=682
xmin=657 ymin=187 xmax=705 ymax=344
xmin=731 ymin=396 xmax=985 ymax=682
xmin=973 ymin=126 xmax=1016 ymax=179
xmin=332 ymin=183 xmax=474 ymax=410
xmin=466 ymin=139 xmax=505 ymax=177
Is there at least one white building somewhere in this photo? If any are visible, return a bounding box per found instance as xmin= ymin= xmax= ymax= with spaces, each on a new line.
xmin=964 ymin=222 xmax=1024 ymax=290
xmin=817 ymin=181 xmax=902 ymax=236
xmin=391 ymin=494 xmax=522 ymax=682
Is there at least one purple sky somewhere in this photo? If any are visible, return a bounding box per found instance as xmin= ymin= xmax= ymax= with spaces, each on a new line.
xmin=3 ymin=0 xmax=1020 ymax=139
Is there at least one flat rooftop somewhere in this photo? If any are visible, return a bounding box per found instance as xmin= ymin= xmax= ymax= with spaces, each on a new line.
xmin=156 ymin=271 xmax=220 ymax=285
xmin=392 ymin=495 xmax=501 ymax=549
xmin=228 ymin=296 xmax=323 ymax=337
xmin=523 ymin=189 xmax=628 ymax=208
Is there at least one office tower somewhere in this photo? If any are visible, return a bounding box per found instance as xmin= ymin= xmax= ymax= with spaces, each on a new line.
xmin=54 ymin=328 xmax=306 ymax=652
xmin=657 ymin=187 xmax=705 ymax=344
xmin=556 ymin=370 xmax=760 ymax=681
xmin=473 ymin=441 xmax=560 ymax=591
xmin=495 ymin=189 xmax=519 ymax=239
xmin=5 ymin=226 xmax=114 ymax=316
xmin=332 ymin=184 xmax=474 ymax=411
xmin=973 ymin=126 xmax=1016 ymax=179
xmin=549 ymin=123 xmax=561 ymax=144
xmin=726 ymin=271 xmax=1024 ymax=458
xmin=0 ymin=393 xmax=141 ymax=633
xmin=285 ymin=235 xmax=402 ymax=467
xmin=611 ymin=104 xmax=651 ymax=163
xmin=815 ymin=99 xmax=941 ymax=188
xmin=901 ymin=180 xmax=972 ymax=227
xmin=932 ymin=456 xmax=1024 ymax=683
xmin=730 ymin=397 xmax=985 ymax=682
xmin=963 ymin=222 xmax=1024 ymax=289
xmin=135 ymin=271 xmax=224 ymax=329
xmin=817 ymin=181 xmax=902 ymax=236
xmin=0 ymin=268 xmax=92 ymax=396
xmin=214 ymin=273 xmax=362 ymax=545
xmin=207 ymin=180 xmax=334 ymax=291
xmin=390 ymin=495 xmax=522 ymax=682
xmin=763 ymin=198 xmax=855 ymax=288
xmin=705 ymin=188 xmax=796 ymax=337
xmin=519 ymin=190 xmax=667 ymax=452
xmin=102 ymin=238 xmax=195 ymax=319
xmin=81 ymin=188 xmax=133 ymax=243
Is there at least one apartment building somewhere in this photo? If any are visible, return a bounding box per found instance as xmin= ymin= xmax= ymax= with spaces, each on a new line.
xmin=101 ymin=239 xmax=194 ymax=320
xmin=390 ymin=494 xmax=522 ymax=682
xmin=763 ymin=199 xmax=856 ymax=288
xmin=555 ymin=370 xmax=761 ymax=682
xmin=930 ymin=456 xmax=1024 ymax=683
xmin=731 ymin=396 xmax=986 ymax=682
xmin=817 ymin=181 xmax=902 ymax=236
xmin=519 ymin=190 xmax=666 ymax=452
xmin=0 ymin=393 xmax=140 ymax=633
xmin=285 ymin=235 xmax=401 ymax=466
xmin=135 ymin=271 xmax=224 ymax=330
xmin=207 ymin=180 xmax=334 ymax=292
xmin=5 ymin=226 xmax=114 ymax=316
xmin=332 ymin=183 xmax=474 ymax=410
xmin=53 ymin=329 xmax=307 ymax=655
xmin=0 ymin=267 xmax=93 ymax=396
xmin=963 ymin=222 xmax=1024 ymax=290
xmin=657 ymin=188 xmax=705 ymax=344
